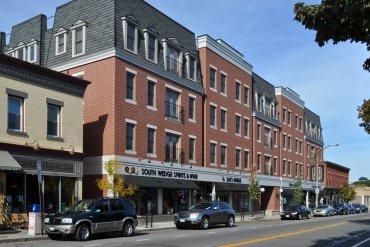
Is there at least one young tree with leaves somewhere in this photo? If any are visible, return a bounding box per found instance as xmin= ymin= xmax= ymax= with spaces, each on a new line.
xmin=96 ymin=160 xmax=138 ymax=198
xmin=248 ymin=165 xmax=261 ymax=217
xmin=340 ymin=184 xmax=356 ymax=203
xmin=293 ymin=175 xmax=304 ymax=205
xmin=294 ymin=0 xmax=370 ymax=134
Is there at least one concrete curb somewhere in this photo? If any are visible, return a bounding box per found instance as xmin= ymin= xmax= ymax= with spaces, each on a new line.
xmin=0 ymin=235 xmax=49 ymax=244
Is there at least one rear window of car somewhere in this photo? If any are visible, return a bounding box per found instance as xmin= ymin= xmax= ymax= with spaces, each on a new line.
xmin=220 ymin=202 xmax=231 ymax=210
xmin=110 ymin=199 xmax=124 ymax=211
xmin=122 ymin=199 xmax=134 ymax=211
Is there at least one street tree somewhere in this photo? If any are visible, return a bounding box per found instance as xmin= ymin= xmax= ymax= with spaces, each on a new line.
xmin=96 ymin=159 xmax=137 ymax=198
xmin=340 ymin=184 xmax=356 ymax=203
xmin=248 ymin=165 xmax=261 ymax=218
xmin=293 ymin=175 xmax=304 ymax=205
xmin=294 ymin=0 xmax=370 ymax=134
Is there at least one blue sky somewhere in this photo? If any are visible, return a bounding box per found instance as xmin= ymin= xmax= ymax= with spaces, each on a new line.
xmin=1 ymin=0 xmax=369 ymax=181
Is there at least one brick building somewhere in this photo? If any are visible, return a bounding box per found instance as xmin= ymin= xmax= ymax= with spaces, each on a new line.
xmin=323 ymin=161 xmax=350 ymax=204
xmin=1 ymin=0 xmax=329 ymax=215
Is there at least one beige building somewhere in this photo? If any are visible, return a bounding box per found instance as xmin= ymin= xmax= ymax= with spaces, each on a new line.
xmin=0 ymin=54 xmax=89 ymax=213
xmin=352 ymin=186 xmax=370 ymax=206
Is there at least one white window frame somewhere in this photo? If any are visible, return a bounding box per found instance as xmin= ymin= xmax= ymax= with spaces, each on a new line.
xmin=122 ymin=17 xmax=138 ymax=54
xmin=235 ymin=113 xmax=241 ymax=136
xmin=243 ymin=116 xmax=250 ymax=139
xmin=46 ymin=103 xmax=62 ymax=138
xmin=220 ymin=70 xmax=228 ymax=96
xmin=220 ymin=107 xmax=228 ymax=132
xmin=7 ymin=95 xmax=24 ymax=132
xmin=220 ymin=143 xmax=228 ymax=168
xmin=144 ymin=30 xmax=158 ymax=63
xmin=15 ymin=45 xmax=26 ymax=61
xmin=209 ymin=140 xmax=218 ymax=166
xmin=27 ymin=41 xmax=38 ymax=63
xmin=147 ymin=76 xmax=157 ymax=111
xmin=125 ymin=119 xmax=137 ymax=155
xmin=235 ymin=80 xmax=242 ymax=103
xmin=243 ymin=149 xmax=250 ymax=171
xmin=147 ymin=124 xmax=157 ymax=158
xmin=257 ymin=123 xmax=262 ymax=143
xmin=188 ymin=135 xmax=196 ymax=164
xmin=55 ymin=29 xmax=67 ymax=55
xmin=243 ymin=85 xmax=250 ymax=106
xmin=71 ymin=21 xmax=86 ymax=57
xmin=235 ymin=147 xmax=242 ymax=169
xmin=209 ymin=65 xmax=217 ymax=92
xmin=125 ymin=67 xmax=137 ymax=105
xmin=209 ymin=102 xmax=217 ymax=129
xmin=186 ymin=53 xmax=197 ymax=81
xmin=188 ymin=94 xmax=196 ymax=123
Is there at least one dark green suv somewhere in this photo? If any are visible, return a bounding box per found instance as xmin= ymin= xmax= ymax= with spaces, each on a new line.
xmin=44 ymin=198 xmax=138 ymax=241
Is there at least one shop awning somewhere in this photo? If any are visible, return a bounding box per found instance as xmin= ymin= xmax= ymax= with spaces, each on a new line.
xmin=0 ymin=150 xmax=22 ymax=171
xmin=124 ymin=175 xmax=200 ymax=190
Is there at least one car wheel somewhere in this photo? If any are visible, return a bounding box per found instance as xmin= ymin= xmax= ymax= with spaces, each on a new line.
xmin=200 ymin=217 xmax=209 ymax=230
xmin=226 ymin=215 xmax=235 ymax=227
xmin=307 ymin=213 xmax=311 ymax=219
xmin=298 ymin=214 xmax=302 ymax=220
xmin=75 ymin=224 xmax=91 ymax=241
xmin=122 ymin=221 xmax=134 ymax=237
xmin=47 ymin=234 xmax=62 ymax=240
xmin=176 ymin=224 xmax=184 ymax=230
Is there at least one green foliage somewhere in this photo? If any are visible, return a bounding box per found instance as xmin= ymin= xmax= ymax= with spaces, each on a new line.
xmin=340 ymin=184 xmax=356 ymax=203
xmin=96 ymin=160 xmax=138 ymax=198
xmin=248 ymin=168 xmax=261 ymax=203
xmin=358 ymin=99 xmax=370 ymax=134
xmin=293 ymin=176 xmax=304 ymax=205
xmin=353 ymin=179 xmax=370 ymax=187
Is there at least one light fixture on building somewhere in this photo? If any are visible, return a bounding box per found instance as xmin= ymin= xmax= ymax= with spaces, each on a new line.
xmin=261 ymin=187 xmax=265 ymax=193
xmin=25 ymin=139 xmax=40 ymax=150
xmin=279 ymin=188 xmax=283 ymax=193
xmin=61 ymin=145 xmax=75 ymax=155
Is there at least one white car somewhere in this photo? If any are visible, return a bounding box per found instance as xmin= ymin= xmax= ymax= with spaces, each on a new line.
xmin=313 ymin=204 xmax=335 ymax=217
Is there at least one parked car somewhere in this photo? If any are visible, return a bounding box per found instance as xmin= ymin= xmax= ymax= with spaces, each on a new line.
xmin=333 ymin=203 xmax=349 ymax=215
xmin=360 ymin=204 xmax=369 ymax=213
xmin=281 ymin=205 xmax=312 ymax=220
xmin=313 ymin=204 xmax=335 ymax=217
xmin=347 ymin=204 xmax=357 ymax=214
xmin=351 ymin=204 xmax=362 ymax=213
xmin=174 ymin=202 xmax=235 ymax=230
xmin=44 ymin=198 xmax=138 ymax=241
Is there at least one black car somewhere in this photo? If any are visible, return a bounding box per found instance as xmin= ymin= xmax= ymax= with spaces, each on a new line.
xmin=333 ymin=203 xmax=349 ymax=215
xmin=44 ymin=198 xmax=138 ymax=241
xmin=360 ymin=204 xmax=369 ymax=213
xmin=347 ymin=204 xmax=357 ymax=214
xmin=281 ymin=205 xmax=312 ymax=220
xmin=352 ymin=203 xmax=364 ymax=213
xmin=174 ymin=202 xmax=235 ymax=230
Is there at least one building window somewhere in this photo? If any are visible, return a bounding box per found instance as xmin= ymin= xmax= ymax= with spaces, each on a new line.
xmin=126 ymin=122 xmax=136 ymax=152
xmin=165 ymin=133 xmax=181 ymax=163
xmin=123 ymin=20 xmax=138 ymax=54
xmin=300 ymin=118 xmax=303 ymax=131
xmin=295 ymin=139 xmax=299 ymax=153
xmin=235 ymin=149 xmax=241 ymax=168
xmin=257 ymin=153 xmax=261 ymax=171
xmin=243 ymin=86 xmax=249 ymax=105
xmin=210 ymin=142 xmax=217 ymax=164
xmin=7 ymin=96 xmax=23 ymax=131
xmin=288 ymin=161 xmax=291 ymax=176
xmin=287 ymin=111 xmax=292 ymax=126
xmin=235 ymin=115 xmax=241 ymax=135
xmin=189 ymin=137 xmax=196 ymax=162
xmin=165 ymin=89 xmax=181 ymax=121
xmin=27 ymin=43 xmax=37 ymax=63
xmin=244 ymin=150 xmax=249 ymax=169
xmin=126 ymin=71 xmax=136 ymax=102
xmin=166 ymin=46 xmax=182 ymax=76
xmin=72 ymin=24 xmax=86 ymax=57
xmin=300 ymin=140 xmax=303 ymax=154
xmin=55 ymin=32 xmax=67 ymax=55
xmin=187 ymin=56 xmax=197 ymax=80
xmin=244 ymin=118 xmax=249 ymax=137
xmin=221 ymin=145 xmax=227 ymax=166
xmin=295 ymin=115 xmax=299 ymax=129
xmin=47 ymin=104 xmax=61 ymax=137
xmin=147 ymin=80 xmax=156 ymax=108
xmin=273 ymin=130 xmax=278 ymax=146
xmin=283 ymin=134 xmax=287 ymax=149
xmin=220 ymin=109 xmax=227 ymax=131
xmin=288 ymin=136 xmax=292 ymax=151
xmin=146 ymin=33 xmax=158 ymax=63
xmin=220 ymin=73 xmax=227 ymax=95
xmin=188 ymin=96 xmax=196 ymax=121
xmin=147 ymin=127 xmax=156 ymax=155
xmin=16 ymin=47 xmax=25 ymax=61
xmin=296 ymin=162 xmax=299 ymax=177
xmin=210 ymin=105 xmax=216 ymax=127
xmin=283 ymin=160 xmax=287 ymax=175
xmin=283 ymin=109 xmax=287 ymax=123
xmin=264 ymin=127 xmax=271 ymax=148
xmin=257 ymin=124 xmax=261 ymax=141
xmin=235 ymin=81 xmax=241 ymax=101
xmin=274 ymin=158 xmax=278 ymax=174
xmin=210 ymin=67 xmax=216 ymax=90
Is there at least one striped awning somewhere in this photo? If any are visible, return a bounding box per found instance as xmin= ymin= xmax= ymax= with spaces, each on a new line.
xmin=0 ymin=150 xmax=22 ymax=171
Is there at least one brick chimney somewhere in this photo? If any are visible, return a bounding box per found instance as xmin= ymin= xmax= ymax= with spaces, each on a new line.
xmin=0 ymin=32 xmax=6 ymax=54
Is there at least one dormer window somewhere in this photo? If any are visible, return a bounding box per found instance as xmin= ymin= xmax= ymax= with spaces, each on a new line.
xmin=144 ymin=28 xmax=158 ymax=63
xmin=55 ymin=28 xmax=67 ymax=55
xmin=123 ymin=16 xmax=138 ymax=54
xmin=71 ymin=20 xmax=87 ymax=57
xmin=186 ymin=54 xmax=197 ymax=81
xmin=15 ymin=43 xmax=26 ymax=61
xmin=163 ymin=38 xmax=183 ymax=77
xmin=25 ymin=39 xmax=38 ymax=63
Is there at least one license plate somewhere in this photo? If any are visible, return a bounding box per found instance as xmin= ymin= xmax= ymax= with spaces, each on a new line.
xmin=180 ymin=219 xmax=185 ymax=223
xmin=49 ymin=226 xmax=55 ymax=231
xmin=286 ymin=215 xmax=289 ymax=218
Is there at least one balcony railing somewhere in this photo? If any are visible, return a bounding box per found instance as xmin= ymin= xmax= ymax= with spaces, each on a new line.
xmin=165 ymin=145 xmax=184 ymax=163
xmin=264 ymin=135 xmax=273 ymax=148
xmin=166 ymin=56 xmax=183 ymax=76
xmin=165 ymin=101 xmax=184 ymax=122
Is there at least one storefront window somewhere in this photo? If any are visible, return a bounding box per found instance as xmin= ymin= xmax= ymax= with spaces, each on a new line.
xmin=25 ymin=174 xmax=39 ymax=212
xmin=138 ymin=188 xmax=157 ymax=215
xmin=176 ymin=190 xmax=189 ymax=211
xmin=6 ymin=173 xmax=25 ymax=213
xmin=163 ymin=189 xmax=190 ymax=214
xmin=232 ymin=192 xmax=249 ymax=212
xmin=44 ymin=176 xmax=59 ymax=213
xmin=163 ymin=189 xmax=175 ymax=214
xmin=61 ymin=177 xmax=77 ymax=211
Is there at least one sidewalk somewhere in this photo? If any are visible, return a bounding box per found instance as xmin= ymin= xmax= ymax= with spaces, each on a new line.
xmin=0 ymin=214 xmax=280 ymax=243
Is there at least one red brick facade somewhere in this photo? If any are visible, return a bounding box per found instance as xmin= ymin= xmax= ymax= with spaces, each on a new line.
xmin=324 ymin=161 xmax=349 ymax=189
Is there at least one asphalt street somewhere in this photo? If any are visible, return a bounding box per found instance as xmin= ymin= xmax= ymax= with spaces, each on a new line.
xmin=3 ymin=213 xmax=370 ymax=247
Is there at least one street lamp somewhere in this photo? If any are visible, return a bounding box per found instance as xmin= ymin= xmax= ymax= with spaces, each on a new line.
xmin=260 ymin=187 xmax=265 ymax=193
xmin=315 ymin=143 xmax=340 ymax=208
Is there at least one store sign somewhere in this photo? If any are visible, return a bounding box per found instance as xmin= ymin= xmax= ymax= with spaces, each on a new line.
xmin=17 ymin=159 xmax=75 ymax=173
xmin=123 ymin=165 xmax=198 ymax=180
xmin=222 ymin=176 xmax=242 ymax=183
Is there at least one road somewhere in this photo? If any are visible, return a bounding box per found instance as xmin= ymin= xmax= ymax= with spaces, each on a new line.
xmin=4 ymin=213 xmax=370 ymax=247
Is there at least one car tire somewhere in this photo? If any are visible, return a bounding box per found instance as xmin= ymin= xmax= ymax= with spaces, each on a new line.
xmin=75 ymin=224 xmax=91 ymax=241
xmin=226 ymin=215 xmax=235 ymax=227
xmin=122 ymin=221 xmax=134 ymax=237
xmin=176 ymin=224 xmax=184 ymax=230
xmin=200 ymin=217 xmax=209 ymax=230
xmin=307 ymin=213 xmax=311 ymax=219
xmin=297 ymin=214 xmax=302 ymax=220
xmin=47 ymin=234 xmax=62 ymax=240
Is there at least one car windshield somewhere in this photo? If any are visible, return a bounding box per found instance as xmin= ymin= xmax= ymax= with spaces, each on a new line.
xmin=288 ymin=206 xmax=301 ymax=211
xmin=189 ymin=203 xmax=213 ymax=210
xmin=317 ymin=204 xmax=329 ymax=209
xmin=70 ymin=199 xmax=95 ymax=212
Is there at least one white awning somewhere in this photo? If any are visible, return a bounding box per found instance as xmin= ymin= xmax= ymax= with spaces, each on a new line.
xmin=0 ymin=150 xmax=22 ymax=171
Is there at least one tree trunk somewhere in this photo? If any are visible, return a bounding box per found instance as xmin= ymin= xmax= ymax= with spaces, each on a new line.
xmin=251 ymin=201 xmax=254 ymax=218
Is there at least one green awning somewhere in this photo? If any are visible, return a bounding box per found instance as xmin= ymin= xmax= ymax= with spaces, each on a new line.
xmin=0 ymin=150 xmax=22 ymax=171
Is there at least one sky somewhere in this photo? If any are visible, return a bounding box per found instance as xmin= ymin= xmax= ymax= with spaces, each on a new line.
xmin=1 ymin=0 xmax=369 ymax=182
